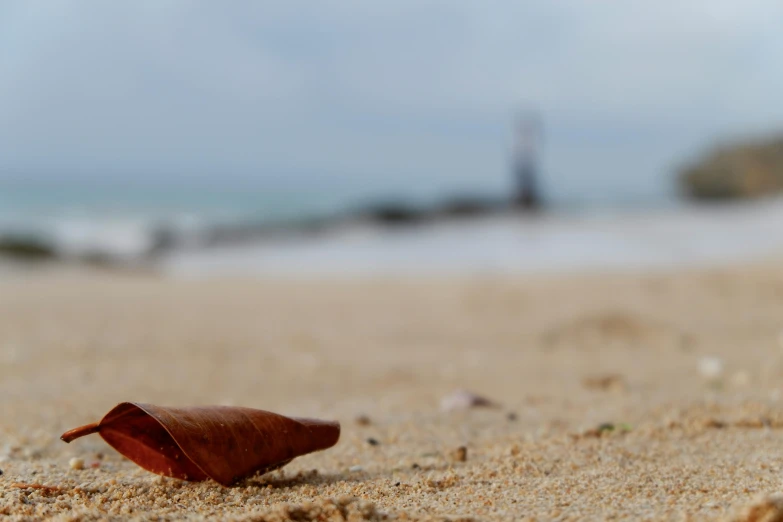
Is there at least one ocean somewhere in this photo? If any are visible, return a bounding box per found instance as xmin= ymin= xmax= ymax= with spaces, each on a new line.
xmin=0 ymin=178 xmax=376 ymax=258
xmin=2 ymin=177 xmax=781 ymax=276
xmin=0 ymin=176 xmax=645 ymax=256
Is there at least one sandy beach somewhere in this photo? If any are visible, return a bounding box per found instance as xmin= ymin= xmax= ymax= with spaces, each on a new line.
xmin=5 ymin=1 xmax=783 ymax=519
xmin=3 ymin=263 xmax=783 ymax=520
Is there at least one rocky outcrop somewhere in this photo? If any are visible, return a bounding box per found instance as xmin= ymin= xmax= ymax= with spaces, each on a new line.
xmin=0 ymin=235 xmax=57 ymax=261
xmin=679 ymin=135 xmax=783 ymax=200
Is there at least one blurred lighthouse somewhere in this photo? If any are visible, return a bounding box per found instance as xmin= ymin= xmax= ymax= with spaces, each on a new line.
xmin=511 ymin=111 xmax=543 ymax=210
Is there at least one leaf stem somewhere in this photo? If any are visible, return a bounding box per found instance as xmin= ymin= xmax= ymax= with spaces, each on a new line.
xmin=60 ymin=422 xmax=101 ymax=443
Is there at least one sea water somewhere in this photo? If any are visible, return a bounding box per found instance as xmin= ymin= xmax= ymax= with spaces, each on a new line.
xmin=1 ymin=177 xmax=781 ymax=276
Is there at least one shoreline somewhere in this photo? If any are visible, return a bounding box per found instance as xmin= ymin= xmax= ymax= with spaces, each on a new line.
xmin=161 ymin=198 xmax=783 ymax=278
xmin=4 ymin=198 xmax=783 ymax=278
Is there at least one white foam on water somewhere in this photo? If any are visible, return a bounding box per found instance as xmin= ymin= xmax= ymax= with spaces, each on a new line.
xmin=161 ymin=198 xmax=783 ymax=278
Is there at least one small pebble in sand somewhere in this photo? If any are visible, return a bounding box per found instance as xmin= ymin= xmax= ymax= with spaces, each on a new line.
xmin=440 ymin=389 xmax=498 ymax=412
xmin=448 ymin=446 xmax=468 ymax=462
xmin=349 ymin=465 xmax=363 ymax=472
xmin=732 ymin=371 xmax=750 ymax=387
xmin=69 ymin=457 xmax=85 ymax=470
xmin=507 ymin=412 xmax=518 ymax=422
xmin=582 ymin=373 xmax=627 ymax=392
xmin=355 ymin=415 xmax=372 ymax=426
xmin=366 ymin=438 xmax=380 ymax=446
xmin=698 ymin=356 xmax=724 ymax=381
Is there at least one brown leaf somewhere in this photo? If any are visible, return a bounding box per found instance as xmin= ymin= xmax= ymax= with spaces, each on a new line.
xmin=61 ymin=402 xmax=340 ymax=486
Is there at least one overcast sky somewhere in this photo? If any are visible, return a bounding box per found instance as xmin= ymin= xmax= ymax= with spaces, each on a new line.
xmin=1 ymin=1 xmax=782 ymax=202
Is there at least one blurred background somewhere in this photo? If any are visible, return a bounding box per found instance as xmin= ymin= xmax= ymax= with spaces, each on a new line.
xmin=2 ymin=1 xmax=783 ymax=276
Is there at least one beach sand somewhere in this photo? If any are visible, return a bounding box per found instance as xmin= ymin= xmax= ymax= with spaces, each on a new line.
xmin=2 ymin=264 xmax=783 ymax=520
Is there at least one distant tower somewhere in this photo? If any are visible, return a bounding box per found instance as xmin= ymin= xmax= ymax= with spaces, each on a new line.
xmin=511 ymin=111 xmax=543 ymax=210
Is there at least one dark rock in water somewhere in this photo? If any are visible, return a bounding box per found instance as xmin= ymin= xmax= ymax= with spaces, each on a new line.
xmin=78 ymin=251 xmax=127 ymax=269
xmin=680 ymin=134 xmax=783 ymax=200
xmin=137 ymin=193 xmax=522 ymax=257
xmin=438 ymin=198 xmax=497 ymax=218
xmin=0 ymin=234 xmax=133 ymax=270
xmin=360 ymin=203 xmax=428 ymax=225
xmin=146 ymin=226 xmax=179 ymax=257
xmin=0 ymin=235 xmax=57 ymax=261
xmin=359 ymin=196 xmax=508 ymax=226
